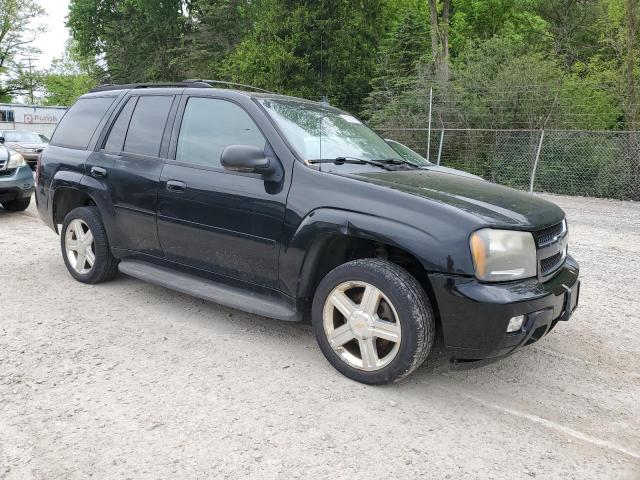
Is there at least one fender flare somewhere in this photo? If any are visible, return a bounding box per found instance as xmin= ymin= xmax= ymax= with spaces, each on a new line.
xmin=280 ymin=208 xmax=453 ymax=299
xmin=50 ymin=172 xmax=114 ymax=239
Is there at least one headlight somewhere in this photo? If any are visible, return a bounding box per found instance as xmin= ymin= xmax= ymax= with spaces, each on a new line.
xmin=470 ymin=229 xmax=537 ymax=282
xmin=7 ymin=152 xmax=26 ymax=169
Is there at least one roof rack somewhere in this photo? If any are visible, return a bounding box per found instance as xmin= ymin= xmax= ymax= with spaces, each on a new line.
xmin=89 ymin=81 xmax=210 ymax=93
xmin=183 ymin=79 xmax=275 ymax=94
xmin=90 ymin=79 xmax=275 ymax=94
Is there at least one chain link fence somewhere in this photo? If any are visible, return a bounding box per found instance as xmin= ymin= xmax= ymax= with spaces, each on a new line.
xmin=3 ymin=111 xmax=640 ymax=201
xmin=377 ymin=127 xmax=640 ymax=201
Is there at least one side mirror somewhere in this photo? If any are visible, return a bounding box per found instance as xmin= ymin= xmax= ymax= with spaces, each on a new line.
xmin=221 ymin=145 xmax=281 ymax=181
xmin=0 ymin=137 xmax=5 ymax=144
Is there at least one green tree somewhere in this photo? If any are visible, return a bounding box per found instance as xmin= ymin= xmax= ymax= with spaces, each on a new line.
xmin=222 ymin=0 xmax=390 ymax=113
xmin=38 ymin=47 xmax=97 ymax=106
xmin=0 ymin=0 xmax=45 ymax=100
xmin=68 ymin=0 xmax=184 ymax=82
xmin=171 ymin=0 xmax=253 ymax=79
xmin=364 ymin=8 xmax=431 ymax=126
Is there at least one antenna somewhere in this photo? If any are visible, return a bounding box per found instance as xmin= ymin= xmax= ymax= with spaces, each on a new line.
xmin=320 ymin=33 xmax=324 ymax=100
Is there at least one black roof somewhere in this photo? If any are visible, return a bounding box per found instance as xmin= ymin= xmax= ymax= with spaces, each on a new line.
xmin=90 ymin=79 xmax=275 ymax=94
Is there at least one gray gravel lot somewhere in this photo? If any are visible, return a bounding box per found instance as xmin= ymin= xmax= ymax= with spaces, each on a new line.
xmin=1 ymin=194 xmax=639 ymax=479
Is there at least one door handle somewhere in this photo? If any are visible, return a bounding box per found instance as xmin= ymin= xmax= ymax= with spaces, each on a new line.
xmin=166 ymin=180 xmax=186 ymax=193
xmin=91 ymin=166 xmax=107 ymax=178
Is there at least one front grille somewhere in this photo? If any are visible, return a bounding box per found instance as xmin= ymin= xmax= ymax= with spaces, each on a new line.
xmin=0 ymin=168 xmax=15 ymax=176
xmin=533 ymin=219 xmax=568 ymax=279
xmin=540 ymin=251 xmax=564 ymax=276
xmin=533 ymin=221 xmax=565 ymax=247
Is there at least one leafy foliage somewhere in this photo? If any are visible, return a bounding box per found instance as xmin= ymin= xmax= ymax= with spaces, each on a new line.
xmin=1 ymin=0 xmax=638 ymax=197
xmin=38 ymin=48 xmax=98 ymax=106
xmin=67 ymin=0 xmax=184 ymax=82
xmin=0 ymin=0 xmax=45 ymax=100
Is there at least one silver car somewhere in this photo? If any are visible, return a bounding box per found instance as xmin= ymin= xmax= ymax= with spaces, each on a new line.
xmin=0 ymin=130 xmax=48 ymax=169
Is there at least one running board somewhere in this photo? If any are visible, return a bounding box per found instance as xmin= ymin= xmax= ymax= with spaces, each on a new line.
xmin=118 ymin=260 xmax=300 ymax=321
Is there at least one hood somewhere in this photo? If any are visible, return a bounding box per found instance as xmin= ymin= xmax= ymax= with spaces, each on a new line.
xmin=6 ymin=142 xmax=47 ymax=150
xmin=350 ymin=169 xmax=564 ymax=229
xmin=424 ymin=165 xmax=483 ymax=180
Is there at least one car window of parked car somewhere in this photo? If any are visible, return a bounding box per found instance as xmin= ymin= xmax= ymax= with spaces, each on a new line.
xmin=104 ymin=97 xmax=137 ymax=153
xmin=176 ymin=97 xmax=266 ymax=168
xmin=123 ymin=95 xmax=173 ymax=157
xmin=50 ymin=96 xmax=116 ymax=150
xmin=4 ymin=131 xmax=43 ymax=143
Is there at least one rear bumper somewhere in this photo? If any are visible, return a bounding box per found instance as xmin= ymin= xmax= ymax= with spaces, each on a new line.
xmin=35 ymin=184 xmax=56 ymax=231
xmin=0 ymin=166 xmax=35 ymax=202
xmin=429 ymin=255 xmax=580 ymax=364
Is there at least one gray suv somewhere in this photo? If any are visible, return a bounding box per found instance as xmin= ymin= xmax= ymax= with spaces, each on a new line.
xmin=0 ymin=141 xmax=34 ymax=211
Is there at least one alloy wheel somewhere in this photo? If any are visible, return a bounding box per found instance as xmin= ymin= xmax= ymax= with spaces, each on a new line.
xmin=65 ymin=219 xmax=95 ymax=274
xmin=323 ymin=281 xmax=401 ymax=371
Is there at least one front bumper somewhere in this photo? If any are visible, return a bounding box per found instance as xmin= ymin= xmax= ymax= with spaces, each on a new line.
xmin=0 ymin=165 xmax=35 ymax=202
xmin=429 ymin=255 xmax=580 ymax=365
xmin=20 ymin=152 xmax=41 ymax=168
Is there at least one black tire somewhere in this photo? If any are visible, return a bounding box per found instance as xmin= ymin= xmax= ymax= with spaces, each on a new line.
xmin=311 ymin=258 xmax=435 ymax=385
xmin=2 ymin=197 xmax=30 ymax=211
xmin=61 ymin=206 xmax=119 ymax=284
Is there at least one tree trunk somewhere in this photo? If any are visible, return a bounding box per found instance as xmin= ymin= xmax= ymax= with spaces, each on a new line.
xmin=625 ymin=0 xmax=638 ymax=129
xmin=427 ymin=0 xmax=449 ymax=84
xmin=428 ymin=0 xmax=439 ymax=68
xmin=441 ymin=0 xmax=450 ymax=83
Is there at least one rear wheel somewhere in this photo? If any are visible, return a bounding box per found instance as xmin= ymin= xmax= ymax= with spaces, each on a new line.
xmin=2 ymin=197 xmax=30 ymax=211
xmin=312 ymin=258 xmax=434 ymax=384
xmin=61 ymin=206 xmax=119 ymax=284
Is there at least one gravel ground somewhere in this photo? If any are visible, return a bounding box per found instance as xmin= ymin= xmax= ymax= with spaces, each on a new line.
xmin=1 ymin=194 xmax=639 ymax=479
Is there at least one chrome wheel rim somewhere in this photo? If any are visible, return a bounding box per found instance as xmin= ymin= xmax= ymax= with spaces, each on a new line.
xmin=65 ymin=219 xmax=95 ymax=274
xmin=323 ymin=281 xmax=401 ymax=371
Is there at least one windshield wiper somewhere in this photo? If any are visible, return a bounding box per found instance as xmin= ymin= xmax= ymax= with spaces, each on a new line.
xmin=374 ymin=158 xmax=422 ymax=168
xmin=307 ymin=157 xmax=396 ymax=171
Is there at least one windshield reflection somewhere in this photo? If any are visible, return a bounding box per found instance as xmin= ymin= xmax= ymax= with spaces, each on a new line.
xmin=258 ymin=99 xmax=402 ymax=164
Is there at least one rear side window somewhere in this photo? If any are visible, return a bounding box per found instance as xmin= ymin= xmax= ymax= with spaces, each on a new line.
xmin=176 ymin=97 xmax=265 ymax=168
xmin=51 ymin=96 xmax=116 ymax=149
xmin=123 ymin=95 xmax=173 ymax=156
xmin=104 ymin=97 xmax=137 ymax=153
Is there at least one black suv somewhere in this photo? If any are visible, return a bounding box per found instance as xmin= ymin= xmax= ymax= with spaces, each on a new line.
xmin=36 ymin=80 xmax=580 ymax=384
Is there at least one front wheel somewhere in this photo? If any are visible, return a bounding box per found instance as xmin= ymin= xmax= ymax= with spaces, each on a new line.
xmin=311 ymin=258 xmax=435 ymax=384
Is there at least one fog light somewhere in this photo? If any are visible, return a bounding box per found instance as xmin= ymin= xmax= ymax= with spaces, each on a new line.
xmin=506 ymin=315 xmax=525 ymax=333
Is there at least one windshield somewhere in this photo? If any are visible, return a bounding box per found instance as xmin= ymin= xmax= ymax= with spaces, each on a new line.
xmin=257 ymin=98 xmax=403 ymax=163
xmin=4 ymin=131 xmax=44 ymax=143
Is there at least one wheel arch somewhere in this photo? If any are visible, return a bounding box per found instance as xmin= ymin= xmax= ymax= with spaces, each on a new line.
xmin=286 ymin=209 xmax=443 ymax=319
xmin=49 ymin=167 xmax=116 ymax=233
xmin=52 ymin=186 xmax=98 ymax=227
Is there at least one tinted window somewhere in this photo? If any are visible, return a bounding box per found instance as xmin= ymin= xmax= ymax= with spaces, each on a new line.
xmin=123 ymin=95 xmax=173 ymax=156
xmin=51 ymin=97 xmax=116 ymax=149
xmin=176 ymin=98 xmax=265 ymax=168
xmin=104 ymin=97 xmax=137 ymax=152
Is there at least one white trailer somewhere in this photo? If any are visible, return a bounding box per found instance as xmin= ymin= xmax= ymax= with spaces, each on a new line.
xmin=0 ymin=103 xmax=67 ymax=138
